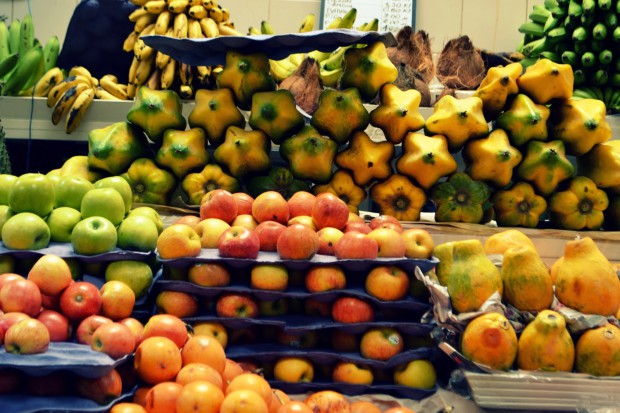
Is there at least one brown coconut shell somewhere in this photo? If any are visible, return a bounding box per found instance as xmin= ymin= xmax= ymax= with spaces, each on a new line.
xmin=387 ymin=26 xmax=436 ymax=84
xmin=279 ymin=57 xmax=323 ymax=115
xmin=436 ymin=35 xmax=486 ymax=90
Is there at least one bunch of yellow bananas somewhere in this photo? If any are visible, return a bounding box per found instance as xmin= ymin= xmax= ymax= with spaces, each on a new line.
xmin=123 ymin=0 xmax=241 ymax=99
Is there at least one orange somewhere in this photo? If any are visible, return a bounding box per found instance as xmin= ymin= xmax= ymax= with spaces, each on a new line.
xmin=155 ymin=290 xmax=199 ymax=318
xmin=384 ymin=407 xmax=416 ymax=413
xmin=221 ymin=358 xmax=245 ymax=390
xmin=220 ymin=389 xmax=269 ymax=413
xmin=303 ymin=390 xmax=350 ymax=413
xmin=176 ymin=363 xmax=224 ymax=389
xmin=461 ymin=312 xmax=518 ymax=371
xmin=134 ymin=336 xmax=183 ymax=385
xmin=181 ymin=335 xmax=227 ymax=374
xmin=277 ymin=401 xmax=313 ymax=413
xmin=176 ymin=380 xmax=225 ymax=413
xmin=109 ymin=402 xmax=147 ymax=413
xmin=350 ymin=400 xmax=382 ymax=413
xmin=143 ymin=313 xmax=190 ymax=349
xmin=132 ymin=386 xmax=151 ymax=407
xmin=225 ymin=372 xmax=273 ymax=407
xmin=144 ymin=381 xmax=183 ymax=413
xmin=268 ymin=389 xmax=291 ymax=413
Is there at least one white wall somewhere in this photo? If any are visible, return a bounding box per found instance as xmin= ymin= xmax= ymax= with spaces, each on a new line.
xmin=1 ymin=0 xmax=543 ymax=54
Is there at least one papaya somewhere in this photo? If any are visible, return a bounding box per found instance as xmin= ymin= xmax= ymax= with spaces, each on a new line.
xmin=491 ymin=182 xmax=547 ymax=228
xmin=516 ymin=140 xmax=575 ymax=196
xmin=494 ymin=93 xmax=550 ymax=147
xmin=547 ymin=176 xmax=609 ymax=231
xmin=516 ymin=58 xmax=574 ymax=105
xmin=369 ymin=83 xmax=425 ymax=144
xmin=517 ymin=309 xmax=575 ymax=372
xmin=395 ymin=133 xmax=457 ymax=191
xmin=552 ymin=236 xmax=620 ymax=316
xmin=501 ymin=246 xmax=553 ymax=312
xmin=154 ymin=128 xmax=209 ymax=179
xmin=463 ymin=128 xmax=522 ymax=188
xmin=181 ymin=164 xmax=240 ymax=206
xmin=577 ymin=140 xmax=620 ymax=195
xmin=433 ymin=239 xmax=503 ymax=313
xmin=460 ymin=312 xmax=518 ymax=371
xmin=58 ymin=155 xmax=106 ymax=183
xmin=246 ymin=166 xmax=310 ymax=200
xmin=424 ymin=95 xmax=489 ymax=153
xmin=369 ymin=174 xmax=426 ymax=221
xmin=87 ymin=122 xmax=150 ymax=176
xmin=430 ymin=172 xmax=493 ymax=224
xmin=312 ymin=169 xmax=366 ymax=214
xmin=575 ymin=323 xmax=620 ymax=377
xmin=310 ymin=87 xmax=370 ymax=145
xmin=473 ymin=61 xmax=522 ymax=120
xmin=126 ymin=86 xmax=187 ymax=144
xmin=248 ymin=90 xmax=305 ymax=144
xmin=335 ymin=131 xmax=395 ymax=187
xmin=188 ymin=88 xmax=246 ymax=147
xmin=279 ymin=125 xmax=338 ymax=184
xmin=122 ymin=158 xmax=177 ymax=205
xmin=215 ymin=50 xmax=276 ymax=110
xmin=483 ymin=229 xmax=536 ymax=255
xmin=548 ymin=98 xmax=612 ymax=156
xmin=340 ymin=40 xmax=398 ymax=101
xmin=212 ymin=126 xmax=271 ymax=179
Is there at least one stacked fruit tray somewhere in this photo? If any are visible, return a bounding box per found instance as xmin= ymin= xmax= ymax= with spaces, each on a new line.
xmin=154 ymin=250 xmax=438 ymax=399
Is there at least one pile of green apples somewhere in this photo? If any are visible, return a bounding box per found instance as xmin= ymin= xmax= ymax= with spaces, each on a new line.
xmin=0 ymin=172 xmax=163 ymax=254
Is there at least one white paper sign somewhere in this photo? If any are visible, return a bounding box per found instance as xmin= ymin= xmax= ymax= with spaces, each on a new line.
xmin=321 ymin=0 xmax=415 ymax=33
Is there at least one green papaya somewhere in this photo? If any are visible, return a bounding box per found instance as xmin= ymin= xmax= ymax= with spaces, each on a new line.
xmin=246 ymin=166 xmax=311 ymax=199
xmin=279 ymin=125 xmax=338 ymax=184
xmin=516 ymin=140 xmax=575 ymax=196
xmin=340 ymin=40 xmax=398 ymax=101
xmin=213 ymin=126 xmax=272 ymax=179
xmin=495 ymin=93 xmax=550 ymax=146
xmin=87 ymin=121 xmax=150 ymax=175
xmin=249 ymin=90 xmax=305 ymax=144
xmin=126 ymin=86 xmax=186 ymax=144
xmin=310 ymin=88 xmax=370 ymax=145
xmin=188 ymin=88 xmax=246 ymax=147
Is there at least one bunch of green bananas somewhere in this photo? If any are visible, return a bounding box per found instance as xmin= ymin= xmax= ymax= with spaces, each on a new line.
xmin=0 ymin=14 xmax=60 ymax=96
xmin=256 ymin=8 xmax=379 ymax=87
xmin=517 ymin=0 xmax=620 ymax=112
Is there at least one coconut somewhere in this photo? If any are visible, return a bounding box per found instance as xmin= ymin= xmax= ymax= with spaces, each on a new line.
xmin=436 ymin=35 xmax=486 ymax=90
xmin=387 ymin=27 xmax=436 ymax=84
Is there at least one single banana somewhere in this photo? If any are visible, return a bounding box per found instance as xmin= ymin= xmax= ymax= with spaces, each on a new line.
xmin=195 ymin=65 xmax=211 ymax=83
xmin=145 ymin=68 xmax=161 ymax=90
xmin=42 ymin=35 xmax=61 ymax=72
xmin=221 ymin=7 xmax=230 ymax=22
xmin=155 ymin=10 xmax=172 ymax=35
xmin=156 ymin=50 xmax=172 ymax=70
xmin=168 ymin=0 xmax=190 ymax=14
xmin=203 ymin=0 xmax=218 ymax=9
xmin=289 ymin=53 xmax=305 ymax=67
xmin=0 ymin=21 xmax=10 ymax=61
xmin=178 ymin=62 xmax=193 ymax=86
xmin=179 ymin=84 xmax=193 ymax=99
xmin=364 ymin=18 xmax=379 ymax=32
xmin=47 ymin=75 xmax=92 ymax=107
xmin=269 ymin=59 xmax=296 ymax=82
xmin=326 ymin=16 xmax=342 ymax=29
xmin=123 ymin=31 xmax=139 ymax=53
xmin=188 ymin=4 xmax=208 ymax=19
xmin=51 ymin=82 xmax=90 ymax=125
xmin=220 ymin=20 xmax=235 ymax=29
xmin=174 ymin=13 xmax=189 ymax=38
xmin=18 ymin=14 xmax=34 ymax=57
xmin=127 ymin=83 xmax=137 ymax=99
xmin=133 ymin=12 xmax=157 ymax=34
xmin=95 ymin=85 xmax=122 ymax=100
xmin=134 ymin=55 xmax=155 ymax=87
xmin=7 ymin=19 xmax=21 ymax=55
xmin=100 ymin=74 xmax=129 ymax=100
xmin=338 ymin=8 xmax=357 ymax=29
xmin=188 ymin=18 xmax=203 ymax=38
xmin=65 ymin=87 xmax=95 ymax=134
xmin=298 ymin=13 xmax=315 ymax=33
xmin=260 ymin=20 xmax=275 ymax=35
xmin=1 ymin=45 xmax=45 ymax=96
xmin=33 ymin=67 xmax=64 ymax=97
xmin=160 ymin=57 xmax=176 ymax=89
xmin=128 ymin=7 xmax=149 ymax=22
xmin=321 ymin=46 xmax=349 ymax=71
xmin=248 ymin=26 xmax=261 ymax=35
xmin=319 ymin=66 xmax=343 ymax=88
xmin=209 ymin=6 xmax=224 ymax=23
xmin=128 ymin=55 xmax=140 ymax=87
xmin=143 ymin=0 xmax=167 ymax=14
xmin=200 ymin=17 xmax=219 ymax=37
xmin=69 ymin=66 xmax=98 ymax=88
xmin=0 ymin=52 xmax=19 ymax=79
xmin=135 ymin=23 xmax=156 ymax=61
xmin=217 ymin=22 xmax=243 ymax=36
xmin=189 ymin=0 xmax=203 ymax=5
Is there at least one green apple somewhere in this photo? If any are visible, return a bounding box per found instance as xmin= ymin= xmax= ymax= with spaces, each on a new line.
xmin=94 ymin=176 xmax=133 ymax=214
xmin=117 ymin=214 xmax=159 ymax=252
xmin=46 ymin=206 xmax=82 ymax=243
xmin=0 ymin=174 xmax=18 ymax=205
xmin=9 ymin=173 xmax=55 ymax=217
xmin=71 ymin=216 xmax=118 ymax=256
xmin=55 ymin=175 xmax=95 ymax=210
xmin=0 ymin=205 xmax=15 ymax=233
xmin=393 ymin=359 xmax=437 ymax=389
xmin=80 ymin=188 xmax=126 ymax=226
xmin=127 ymin=206 xmax=164 ymax=234
xmin=105 ymin=260 xmax=153 ymax=298
xmin=1 ymin=212 xmax=51 ymax=250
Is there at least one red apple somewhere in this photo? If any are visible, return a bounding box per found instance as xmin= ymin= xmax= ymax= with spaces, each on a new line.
xmin=334 ymin=231 xmax=379 ymax=260
xmin=41 ymin=292 xmax=62 ymax=312
xmin=0 ymin=273 xmax=23 ymax=292
xmin=252 ymin=190 xmax=290 ymax=225
xmin=59 ymin=281 xmax=102 ymax=322
xmin=312 ymin=192 xmax=350 ymax=230
xmin=233 ymin=192 xmax=254 ymax=215
xmin=369 ymin=215 xmax=403 ymax=232
xmin=347 ymin=212 xmax=365 ymax=224
xmin=288 ymin=191 xmax=316 ymax=218
xmin=174 ymin=214 xmax=201 ymax=229
xmin=91 ymin=322 xmax=136 ymax=359
xmin=5 ymin=318 xmax=50 ymax=354
xmin=76 ymin=314 xmax=113 ymax=346
xmin=37 ymin=309 xmax=71 ymax=342
xmin=118 ymin=317 xmax=144 ymax=348
xmin=75 ymin=368 xmax=123 ymax=405
xmin=142 ymin=313 xmax=189 ymax=349
xmin=254 ymin=220 xmax=286 ymax=252
xmin=367 ymin=228 xmax=406 ymax=258
xmin=365 ymin=266 xmax=410 ymax=301
xmin=215 ymin=293 xmax=259 ymax=318
xmin=343 ymin=221 xmax=371 ymax=234
xmin=100 ymin=280 xmax=136 ymax=321
xmin=359 ymin=327 xmax=404 ymax=361
xmin=401 ymin=228 xmax=435 ymax=259
xmin=332 ymin=296 xmax=375 ymax=323
xmin=287 ymin=215 xmax=317 ymax=231
xmin=316 ymin=227 xmax=344 ymax=255
xmin=199 ymin=189 xmax=238 ymax=224
xmin=304 ymin=265 xmax=347 ymax=292
xmin=0 ymin=312 xmax=30 ymax=332
xmin=231 ymin=214 xmax=259 ymax=231
xmin=0 ymin=278 xmax=42 ymax=317
xmin=27 ymin=255 xmax=73 ymax=297
xmin=217 ymin=226 xmax=261 ymax=259
xmin=277 ymin=223 xmax=320 ymax=260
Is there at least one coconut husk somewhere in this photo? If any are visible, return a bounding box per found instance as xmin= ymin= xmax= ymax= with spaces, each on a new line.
xmin=436 ymin=35 xmax=486 ymax=90
xmin=279 ymin=57 xmax=323 ymax=115
xmin=387 ymin=26 xmax=436 ymax=84
xmin=437 ymin=87 xmax=456 ymax=101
